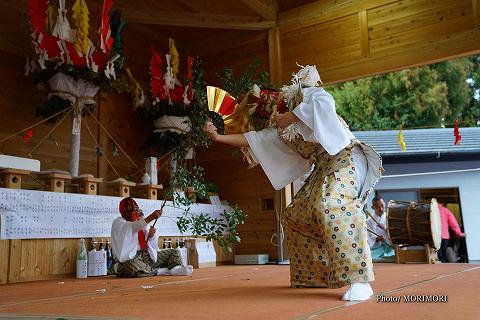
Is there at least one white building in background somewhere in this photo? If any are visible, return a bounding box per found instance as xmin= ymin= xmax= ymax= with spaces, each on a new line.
xmin=355 ymin=127 xmax=480 ymax=262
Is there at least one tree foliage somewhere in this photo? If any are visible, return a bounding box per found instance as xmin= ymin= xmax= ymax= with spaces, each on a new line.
xmin=325 ymin=55 xmax=480 ymax=130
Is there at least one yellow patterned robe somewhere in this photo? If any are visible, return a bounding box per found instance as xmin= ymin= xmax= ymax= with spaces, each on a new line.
xmin=281 ymin=133 xmax=376 ymax=288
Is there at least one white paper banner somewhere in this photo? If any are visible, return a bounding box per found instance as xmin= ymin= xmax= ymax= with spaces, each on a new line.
xmin=0 ymin=188 xmax=231 ymax=239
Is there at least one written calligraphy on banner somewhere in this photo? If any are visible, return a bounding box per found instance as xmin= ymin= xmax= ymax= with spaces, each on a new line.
xmin=0 ymin=188 xmax=228 ymax=239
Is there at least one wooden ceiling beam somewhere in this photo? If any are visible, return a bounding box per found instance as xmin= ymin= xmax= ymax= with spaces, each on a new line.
xmin=279 ymin=0 xmax=398 ymax=34
xmin=122 ymin=9 xmax=275 ymax=31
xmin=238 ymin=0 xmax=278 ymax=21
xmin=189 ymin=32 xmax=267 ymax=57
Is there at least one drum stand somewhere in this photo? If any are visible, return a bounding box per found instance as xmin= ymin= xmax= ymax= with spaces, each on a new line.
xmin=394 ymin=244 xmax=440 ymax=264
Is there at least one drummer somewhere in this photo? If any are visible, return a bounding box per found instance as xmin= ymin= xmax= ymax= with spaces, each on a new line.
xmin=366 ymin=197 xmax=395 ymax=261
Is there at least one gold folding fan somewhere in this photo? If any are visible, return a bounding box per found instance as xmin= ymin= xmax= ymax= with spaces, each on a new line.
xmin=206 ymin=86 xmax=236 ymax=134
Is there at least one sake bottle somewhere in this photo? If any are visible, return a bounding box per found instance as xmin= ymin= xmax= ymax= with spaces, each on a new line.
xmin=105 ymin=239 xmax=113 ymax=274
xmin=167 ymin=238 xmax=172 ymax=249
xmin=98 ymin=239 xmax=104 ymax=251
xmin=76 ymin=238 xmax=88 ymax=279
xmin=91 ymin=238 xmax=97 ymax=251
xmin=162 ymin=238 xmax=167 ymax=249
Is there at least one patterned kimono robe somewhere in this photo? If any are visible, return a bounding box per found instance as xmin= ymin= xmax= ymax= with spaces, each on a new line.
xmin=244 ymin=86 xmax=382 ymax=288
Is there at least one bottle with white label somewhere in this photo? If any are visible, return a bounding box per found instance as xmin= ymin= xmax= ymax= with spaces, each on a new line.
xmin=76 ymin=238 xmax=88 ymax=279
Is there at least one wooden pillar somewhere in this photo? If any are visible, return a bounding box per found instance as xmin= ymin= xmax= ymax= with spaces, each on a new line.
xmin=0 ymin=169 xmax=30 ymax=189
xmin=268 ymin=24 xmax=282 ymax=86
xmin=474 ymin=0 xmax=480 ymax=27
xmin=96 ymin=98 xmax=109 ymax=196
xmin=359 ymin=10 xmax=370 ymax=57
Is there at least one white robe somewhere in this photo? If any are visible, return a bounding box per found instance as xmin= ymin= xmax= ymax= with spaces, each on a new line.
xmin=366 ymin=212 xmax=391 ymax=248
xmin=111 ymin=217 xmax=159 ymax=263
xmin=291 ymin=87 xmax=352 ymax=155
xmin=243 ymin=86 xmax=381 ymax=201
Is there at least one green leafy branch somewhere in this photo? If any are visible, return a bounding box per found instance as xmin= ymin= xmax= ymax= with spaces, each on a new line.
xmin=176 ymin=205 xmax=246 ymax=253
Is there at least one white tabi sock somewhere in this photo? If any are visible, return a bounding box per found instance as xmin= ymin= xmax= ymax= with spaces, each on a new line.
xmin=341 ymin=282 xmax=373 ymax=301
xmin=169 ymin=265 xmax=193 ymax=276
xmin=156 ymin=268 xmax=170 ymax=276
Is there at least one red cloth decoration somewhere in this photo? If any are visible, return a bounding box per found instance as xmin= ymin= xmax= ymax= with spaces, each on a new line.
xmin=119 ymin=197 xmax=146 ymax=250
xmin=27 ymin=0 xmax=48 ymax=34
xmin=22 ymin=129 xmax=33 ymax=144
xmin=186 ymin=56 xmax=194 ymax=101
xmin=150 ymin=47 xmax=166 ymax=100
xmin=454 ymin=119 xmax=462 ymax=145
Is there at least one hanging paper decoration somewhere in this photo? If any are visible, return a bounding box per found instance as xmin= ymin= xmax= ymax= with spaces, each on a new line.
xmin=110 ymin=10 xmax=125 ymax=56
xmin=169 ymin=38 xmax=180 ymax=81
xmin=45 ymin=4 xmax=57 ymax=34
xmin=126 ymin=68 xmax=145 ymax=109
xmin=112 ymin=143 xmax=119 ymax=157
xmin=454 ymin=119 xmax=462 ymax=145
xmin=398 ymin=125 xmax=407 ymax=151
xmin=150 ymin=47 xmax=166 ymax=102
xmin=98 ymin=0 xmax=113 ymax=53
xmin=22 ymin=129 xmax=33 ymax=144
xmin=185 ymin=56 xmax=194 ymax=102
xmin=28 ymin=0 xmax=48 ymax=34
xmin=52 ymin=0 xmax=74 ymax=43
xmin=72 ymin=0 xmax=91 ymax=56
xmin=27 ymin=0 xmax=123 ymax=73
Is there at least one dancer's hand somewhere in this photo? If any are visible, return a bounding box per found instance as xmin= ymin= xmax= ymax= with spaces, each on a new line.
xmin=145 ymin=209 xmax=162 ymax=224
xmin=203 ymin=121 xmax=220 ymax=141
xmin=148 ymin=226 xmax=156 ymax=238
xmin=273 ymin=112 xmax=299 ymax=129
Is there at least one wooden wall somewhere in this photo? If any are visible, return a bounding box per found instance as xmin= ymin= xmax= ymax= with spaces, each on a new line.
xmin=196 ymin=143 xmax=278 ymax=261
xmin=0 ymin=1 xmax=242 ymax=284
xmin=279 ymin=0 xmax=480 ymax=83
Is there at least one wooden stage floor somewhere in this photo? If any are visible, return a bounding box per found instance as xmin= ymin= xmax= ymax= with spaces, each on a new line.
xmin=0 ymin=263 xmax=478 ymax=320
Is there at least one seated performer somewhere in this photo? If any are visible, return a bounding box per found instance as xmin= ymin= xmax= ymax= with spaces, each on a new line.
xmin=111 ymin=197 xmax=193 ymax=277
xmin=366 ymin=197 xmax=394 ymax=261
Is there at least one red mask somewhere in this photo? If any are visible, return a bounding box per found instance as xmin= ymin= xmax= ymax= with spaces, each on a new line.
xmin=118 ymin=197 xmax=146 ymax=250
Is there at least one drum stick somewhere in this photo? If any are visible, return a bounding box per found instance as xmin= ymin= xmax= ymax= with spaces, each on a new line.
xmin=367 ymin=228 xmax=381 ymax=238
xmin=146 ymin=199 xmax=167 ymax=242
xmin=364 ymin=208 xmax=382 ymax=228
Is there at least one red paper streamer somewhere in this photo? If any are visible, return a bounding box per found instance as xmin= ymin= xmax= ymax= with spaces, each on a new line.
xmin=150 ymin=47 xmax=166 ymax=100
xmin=186 ymin=56 xmax=194 ymax=101
xmin=27 ymin=0 xmax=48 ymax=34
xmin=99 ymin=0 xmax=113 ymax=52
